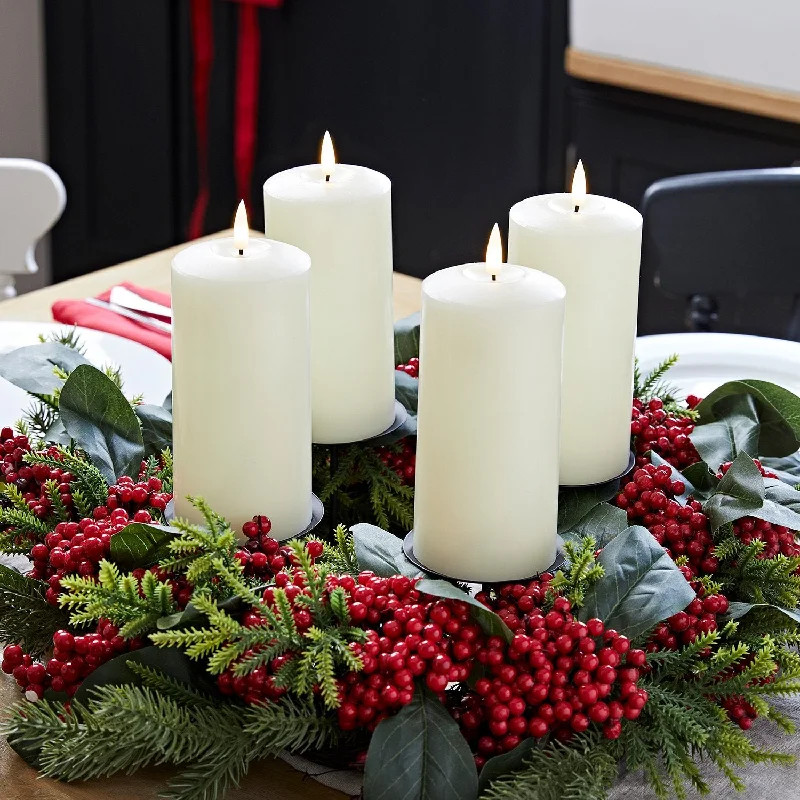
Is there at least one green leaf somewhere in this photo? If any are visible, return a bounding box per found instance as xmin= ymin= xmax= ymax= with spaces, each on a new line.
xmin=417 ymin=579 xmax=513 ymax=643
xmin=394 ymin=370 xmax=419 ymax=418
xmin=681 ymin=461 xmax=720 ymax=497
xmin=579 ymin=526 xmax=695 ymax=640
xmin=724 ymin=601 xmax=800 ymax=625
xmin=73 ymin=646 xmax=201 ymax=706
xmin=695 ymin=380 xmax=800 ymax=458
xmin=352 ymin=523 xmax=425 ymax=579
xmin=109 ymin=522 xmax=178 ymax=569
xmin=560 ymin=503 xmax=629 ymax=548
xmin=690 ymin=393 xmax=761 ymax=470
xmin=761 ymin=452 xmax=800 ymax=486
xmin=134 ymin=403 xmax=173 ymax=459
xmin=363 ymin=685 xmax=478 ymax=800
xmin=0 ymin=342 xmax=89 ymax=396
xmin=394 ymin=312 xmax=421 ymax=366
xmin=648 ymin=451 xmax=694 ymax=504
xmin=59 ymin=364 xmax=145 ymax=482
xmin=557 ymin=482 xmax=620 ymax=536
xmin=477 ymin=737 xmax=537 ymax=796
xmin=703 ymin=452 xmax=765 ymax=531
xmin=162 ymin=391 xmax=172 ymax=413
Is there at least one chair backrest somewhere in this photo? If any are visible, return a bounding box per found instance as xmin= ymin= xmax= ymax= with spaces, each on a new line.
xmin=0 ymin=158 xmax=66 ymax=276
xmin=642 ymin=168 xmax=800 ymax=298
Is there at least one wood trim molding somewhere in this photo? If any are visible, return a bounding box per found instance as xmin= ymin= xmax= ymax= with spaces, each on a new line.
xmin=565 ymin=47 xmax=800 ymax=125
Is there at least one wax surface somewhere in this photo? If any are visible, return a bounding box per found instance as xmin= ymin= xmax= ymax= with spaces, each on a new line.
xmin=413 ymin=263 xmax=566 ymax=582
xmin=509 ymin=194 xmax=642 ymax=485
xmin=171 ymin=237 xmax=312 ymax=539
xmin=264 ymin=164 xmax=395 ymax=443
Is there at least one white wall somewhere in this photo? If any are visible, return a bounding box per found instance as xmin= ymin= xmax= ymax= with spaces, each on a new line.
xmin=0 ymin=0 xmax=50 ymax=292
xmin=571 ymin=0 xmax=800 ymax=95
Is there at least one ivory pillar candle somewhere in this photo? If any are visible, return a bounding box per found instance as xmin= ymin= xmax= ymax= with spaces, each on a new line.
xmin=508 ymin=163 xmax=643 ymax=485
xmin=413 ymin=226 xmax=566 ymax=582
xmin=171 ymin=203 xmax=312 ymax=539
xmin=263 ymin=132 xmax=395 ymax=444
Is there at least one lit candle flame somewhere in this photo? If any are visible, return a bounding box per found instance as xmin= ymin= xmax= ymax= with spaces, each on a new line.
xmin=572 ymin=159 xmax=587 ymax=210
xmin=485 ymin=223 xmax=503 ymax=279
xmin=233 ymin=200 xmax=249 ymax=254
xmin=320 ymin=130 xmax=336 ymax=179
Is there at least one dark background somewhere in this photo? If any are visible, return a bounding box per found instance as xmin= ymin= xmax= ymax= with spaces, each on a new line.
xmin=44 ymin=0 xmax=800 ymax=336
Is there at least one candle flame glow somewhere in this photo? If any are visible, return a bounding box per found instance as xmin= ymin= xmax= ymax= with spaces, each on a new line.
xmin=320 ymin=130 xmax=336 ymax=179
xmin=572 ymin=159 xmax=587 ymax=208
xmin=485 ymin=223 xmax=503 ymax=278
xmin=233 ymin=200 xmax=249 ymax=253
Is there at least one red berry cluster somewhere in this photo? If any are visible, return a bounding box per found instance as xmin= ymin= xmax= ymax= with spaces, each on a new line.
xmin=395 ymin=357 xmax=419 ymax=378
xmin=106 ymin=473 xmax=170 ymax=514
xmin=233 ymin=514 xmax=325 ymax=580
xmin=716 ymin=461 xmax=800 ymax=561
xmin=376 ymin=440 xmax=416 ymax=486
xmin=631 ymin=399 xmax=700 ymax=470
xmin=456 ymin=581 xmax=647 ymax=765
xmin=337 ymin=575 xmax=480 ymax=732
xmin=615 ymin=463 xmax=718 ymax=576
xmin=30 ymin=505 xmax=157 ymax=605
xmin=647 ymin=590 xmax=728 ymax=653
xmin=1 ymin=620 xmax=142 ymax=700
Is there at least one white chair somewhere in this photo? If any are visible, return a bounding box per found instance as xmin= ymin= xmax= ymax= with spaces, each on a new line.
xmin=0 ymin=159 xmax=66 ymax=298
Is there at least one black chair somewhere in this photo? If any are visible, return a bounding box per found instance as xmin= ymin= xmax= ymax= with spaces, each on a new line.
xmin=641 ymin=168 xmax=800 ymax=340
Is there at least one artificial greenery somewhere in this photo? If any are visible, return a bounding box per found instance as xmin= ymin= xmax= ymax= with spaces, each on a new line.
xmin=634 ymin=354 xmax=690 ymax=417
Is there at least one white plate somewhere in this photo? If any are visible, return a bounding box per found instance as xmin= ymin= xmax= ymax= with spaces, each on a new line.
xmin=0 ymin=322 xmax=171 ymax=426
xmin=635 ymin=333 xmax=800 ymax=399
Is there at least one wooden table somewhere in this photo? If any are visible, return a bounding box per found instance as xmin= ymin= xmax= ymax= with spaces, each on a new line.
xmin=0 ymin=234 xmax=423 ymax=800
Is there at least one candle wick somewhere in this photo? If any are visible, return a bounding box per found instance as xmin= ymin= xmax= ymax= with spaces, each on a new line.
xmin=574 ymin=204 xmax=580 ymax=213
xmin=238 ymin=249 xmax=244 ymax=256
xmin=491 ymin=274 xmax=497 ymax=282
xmin=325 ymin=174 xmax=331 ymax=183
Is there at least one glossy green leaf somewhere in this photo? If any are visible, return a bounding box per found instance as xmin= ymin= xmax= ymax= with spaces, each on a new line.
xmin=135 ymin=403 xmax=173 ymax=458
xmin=0 ymin=342 xmax=89 ymax=396
xmin=561 ymin=503 xmax=629 ymax=548
xmin=761 ymin=452 xmax=800 ymax=486
xmin=690 ymin=393 xmax=760 ymax=470
xmin=394 ymin=312 xmax=421 ymax=366
xmin=363 ymin=685 xmax=478 ymax=800
xmin=579 ymin=526 xmax=695 ymax=639
xmin=109 ymin=522 xmax=177 ymax=569
xmin=703 ymin=452 xmax=765 ymax=531
xmin=417 ymin=578 xmax=513 ymax=643
xmin=557 ymin=481 xmax=620 ymax=535
xmin=352 ymin=523 xmax=425 ymax=579
xmin=695 ymin=380 xmax=800 ymax=459
xmin=59 ymin=364 xmax=144 ymax=482
xmin=477 ymin=737 xmax=538 ymax=796
xmin=162 ymin=390 xmax=172 ymax=413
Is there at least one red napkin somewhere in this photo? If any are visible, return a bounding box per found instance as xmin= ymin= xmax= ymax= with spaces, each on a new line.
xmin=52 ymin=283 xmax=172 ymax=361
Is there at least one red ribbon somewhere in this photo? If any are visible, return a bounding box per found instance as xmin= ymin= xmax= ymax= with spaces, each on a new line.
xmin=188 ymin=0 xmax=214 ymax=240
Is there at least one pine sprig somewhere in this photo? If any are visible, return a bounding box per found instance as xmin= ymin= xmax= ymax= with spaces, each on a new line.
xmin=0 ymin=564 xmax=70 ymax=656
xmin=152 ymin=541 xmax=367 ymax=709
xmin=316 ymin=524 xmax=360 ymax=574
xmin=24 ymin=446 xmax=108 ymax=509
xmin=160 ymin=497 xmax=257 ymax=603
xmin=59 ymin=560 xmax=176 ymax=637
xmin=549 ymin=537 xmax=604 ymax=607
xmin=633 ymin=355 xmax=692 ymax=418
xmin=482 ymin=734 xmax=617 ymax=800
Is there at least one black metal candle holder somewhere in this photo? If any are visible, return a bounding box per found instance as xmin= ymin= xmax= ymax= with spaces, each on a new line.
xmin=559 ymin=450 xmax=635 ymax=490
xmin=402 ymin=531 xmax=566 ymax=586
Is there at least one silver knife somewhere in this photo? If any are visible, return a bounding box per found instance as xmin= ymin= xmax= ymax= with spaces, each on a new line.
xmin=85 ymin=297 xmax=173 ymax=334
xmin=109 ymin=285 xmax=173 ymax=319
